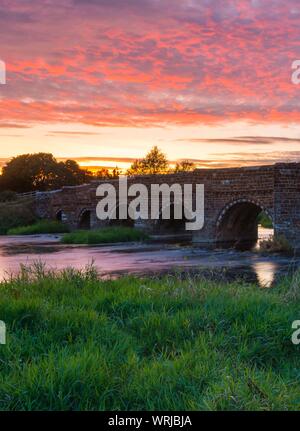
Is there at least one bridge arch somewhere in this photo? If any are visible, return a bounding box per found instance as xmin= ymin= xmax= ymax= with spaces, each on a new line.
xmin=56 ymin=209 xmax=67 ymax=222
xmin=153 ymin=202 xmax=193 ymax=237
xmin=108 ymin=203 xmax=134 ymax=228
xmin=216 ymin=198 xmax=273 ymax=250
xmin=78 ymin=208 xmax=92 ymax=230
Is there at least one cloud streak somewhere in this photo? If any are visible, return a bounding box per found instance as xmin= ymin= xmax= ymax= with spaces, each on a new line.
xmin=177 ymin=136 xmax=300 ymax=145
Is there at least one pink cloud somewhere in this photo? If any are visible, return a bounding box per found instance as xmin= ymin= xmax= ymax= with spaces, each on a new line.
xmin=0 ymin=0 xmax=299 ymax=127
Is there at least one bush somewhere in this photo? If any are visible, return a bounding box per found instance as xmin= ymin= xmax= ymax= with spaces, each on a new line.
xmin=61 ymin=227 xmax=148 ymax=244
xmin=8 ymin=220 xmax=70 ymax=235
xmin=259 ymin=234 xmax=292 ymax=253
xmin=0 ymin=199 xmax=37 ymax=234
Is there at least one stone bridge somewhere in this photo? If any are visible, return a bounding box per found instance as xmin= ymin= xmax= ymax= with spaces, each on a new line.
xmin=33 ymin=163 xmax=300 ymax=249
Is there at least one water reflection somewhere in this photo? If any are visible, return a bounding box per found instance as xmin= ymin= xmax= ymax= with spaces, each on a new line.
xmin=0 ymin=234 xmax=297 ymax=287
xmin=252 ymin=261 xmax=277 ymax=288
xmin=256 ymin=226 xmax=274 ymax=250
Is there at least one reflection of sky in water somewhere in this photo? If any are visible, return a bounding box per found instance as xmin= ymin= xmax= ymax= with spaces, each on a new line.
xmin=252 ymin=261 xmax=277 ymax=288
xmin=0 ymin=234 xmax=297 ymax=287
xmin=255 ymin=227 xmax=274 ymax=250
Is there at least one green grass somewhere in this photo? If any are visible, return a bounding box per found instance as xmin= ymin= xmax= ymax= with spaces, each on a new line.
xmin=7 ymin=220 xmax=70 ymax=235
xmin=61 ymin=226 xmax=149 ymax=244
xmin=0 ymin=263 xmax=299 ymax=411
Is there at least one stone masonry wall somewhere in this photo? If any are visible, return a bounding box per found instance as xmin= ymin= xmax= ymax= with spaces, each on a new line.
xmin=33 ymin=163 xmax=300 ymax=249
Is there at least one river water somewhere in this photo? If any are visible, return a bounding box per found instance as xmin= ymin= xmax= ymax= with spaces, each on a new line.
xmin=0 ymin=228 xmax=298 ymax=287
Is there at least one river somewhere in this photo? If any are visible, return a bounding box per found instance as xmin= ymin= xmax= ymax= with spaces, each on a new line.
xmin=0 ymin=228 xmax=298 ymax=287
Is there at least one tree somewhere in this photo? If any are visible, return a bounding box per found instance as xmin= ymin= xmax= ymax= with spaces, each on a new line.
xmin=58 ymin=159 xmax=92 ymax=186
xmin=111 ymin=167 xmax=122 ymax=178
xmin=126 ymin=160 xmax=145 ymax=176
xmin=94 ymin=166 xmax=121 ymax=179
xmin=173 ymin=160 xmax=196 ymax=173
xmin=94 ymin=168 xmax=111 ymax=179
xmin=127 ymin=146 xmax=169 ymax=176
xmin=0 ymin=153 xmax=92 ymax=193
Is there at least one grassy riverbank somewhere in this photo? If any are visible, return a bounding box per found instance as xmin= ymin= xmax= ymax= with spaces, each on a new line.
xmin=8 ymin=220 xmax=70 ymax=235
xmin=61 ymin=227 xmax=148 ymax=244
xmin=0 ymin=264 xmax=299 ymax=411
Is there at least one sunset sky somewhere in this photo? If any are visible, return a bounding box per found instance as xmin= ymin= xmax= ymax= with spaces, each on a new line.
xmin=0 ymin=0 xmax=300 ymax=171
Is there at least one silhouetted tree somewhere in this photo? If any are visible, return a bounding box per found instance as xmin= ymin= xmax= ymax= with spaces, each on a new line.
xmin=94 ymin=168 xmax=111 ymax=179
xmin=126 ymin=160 xmax=145 ymax=176
xmin=94 ymin=166 xmax=121 ymax=179
xmin=0 ymin=153 xmax=93 ymax=193
xmin=58 ymin=159 xmax=92 ymax=186
xmin=111 ymin=167 xmax=122 ymax=178
xmin=173 ymin=160 xmax=196 ymax=173
xmin=127 ymin=146 xmax=169 ymax=176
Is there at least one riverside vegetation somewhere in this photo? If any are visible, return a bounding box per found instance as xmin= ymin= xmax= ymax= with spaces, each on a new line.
xmin=8 ymin=220 xmax=70 ymax=235
xmin=61 ymin=227 xmax=149 ymax=244
xmin=5 ymin=217 xmax=147 ymax=245
xmin=0 ymin=262 xmax=299 ymax=411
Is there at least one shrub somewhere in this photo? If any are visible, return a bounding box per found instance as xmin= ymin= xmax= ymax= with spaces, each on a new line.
xmin=0 ymin=199 xmax=37 ymax=234
xmin=259 ymin=234 xmax=292 ymax=253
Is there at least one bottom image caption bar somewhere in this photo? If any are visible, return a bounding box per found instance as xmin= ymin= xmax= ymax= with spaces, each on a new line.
xmin=107 ymin=414 xmax=192 ymax=429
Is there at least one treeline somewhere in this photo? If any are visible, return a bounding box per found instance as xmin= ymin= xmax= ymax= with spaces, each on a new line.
xmin=0 ymin=153 xmax=92 ymax=193
xmin=0 ymin=147 xmax=196 ymax=194
xmin=127 ymin=146 xmax=196 ymax=176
